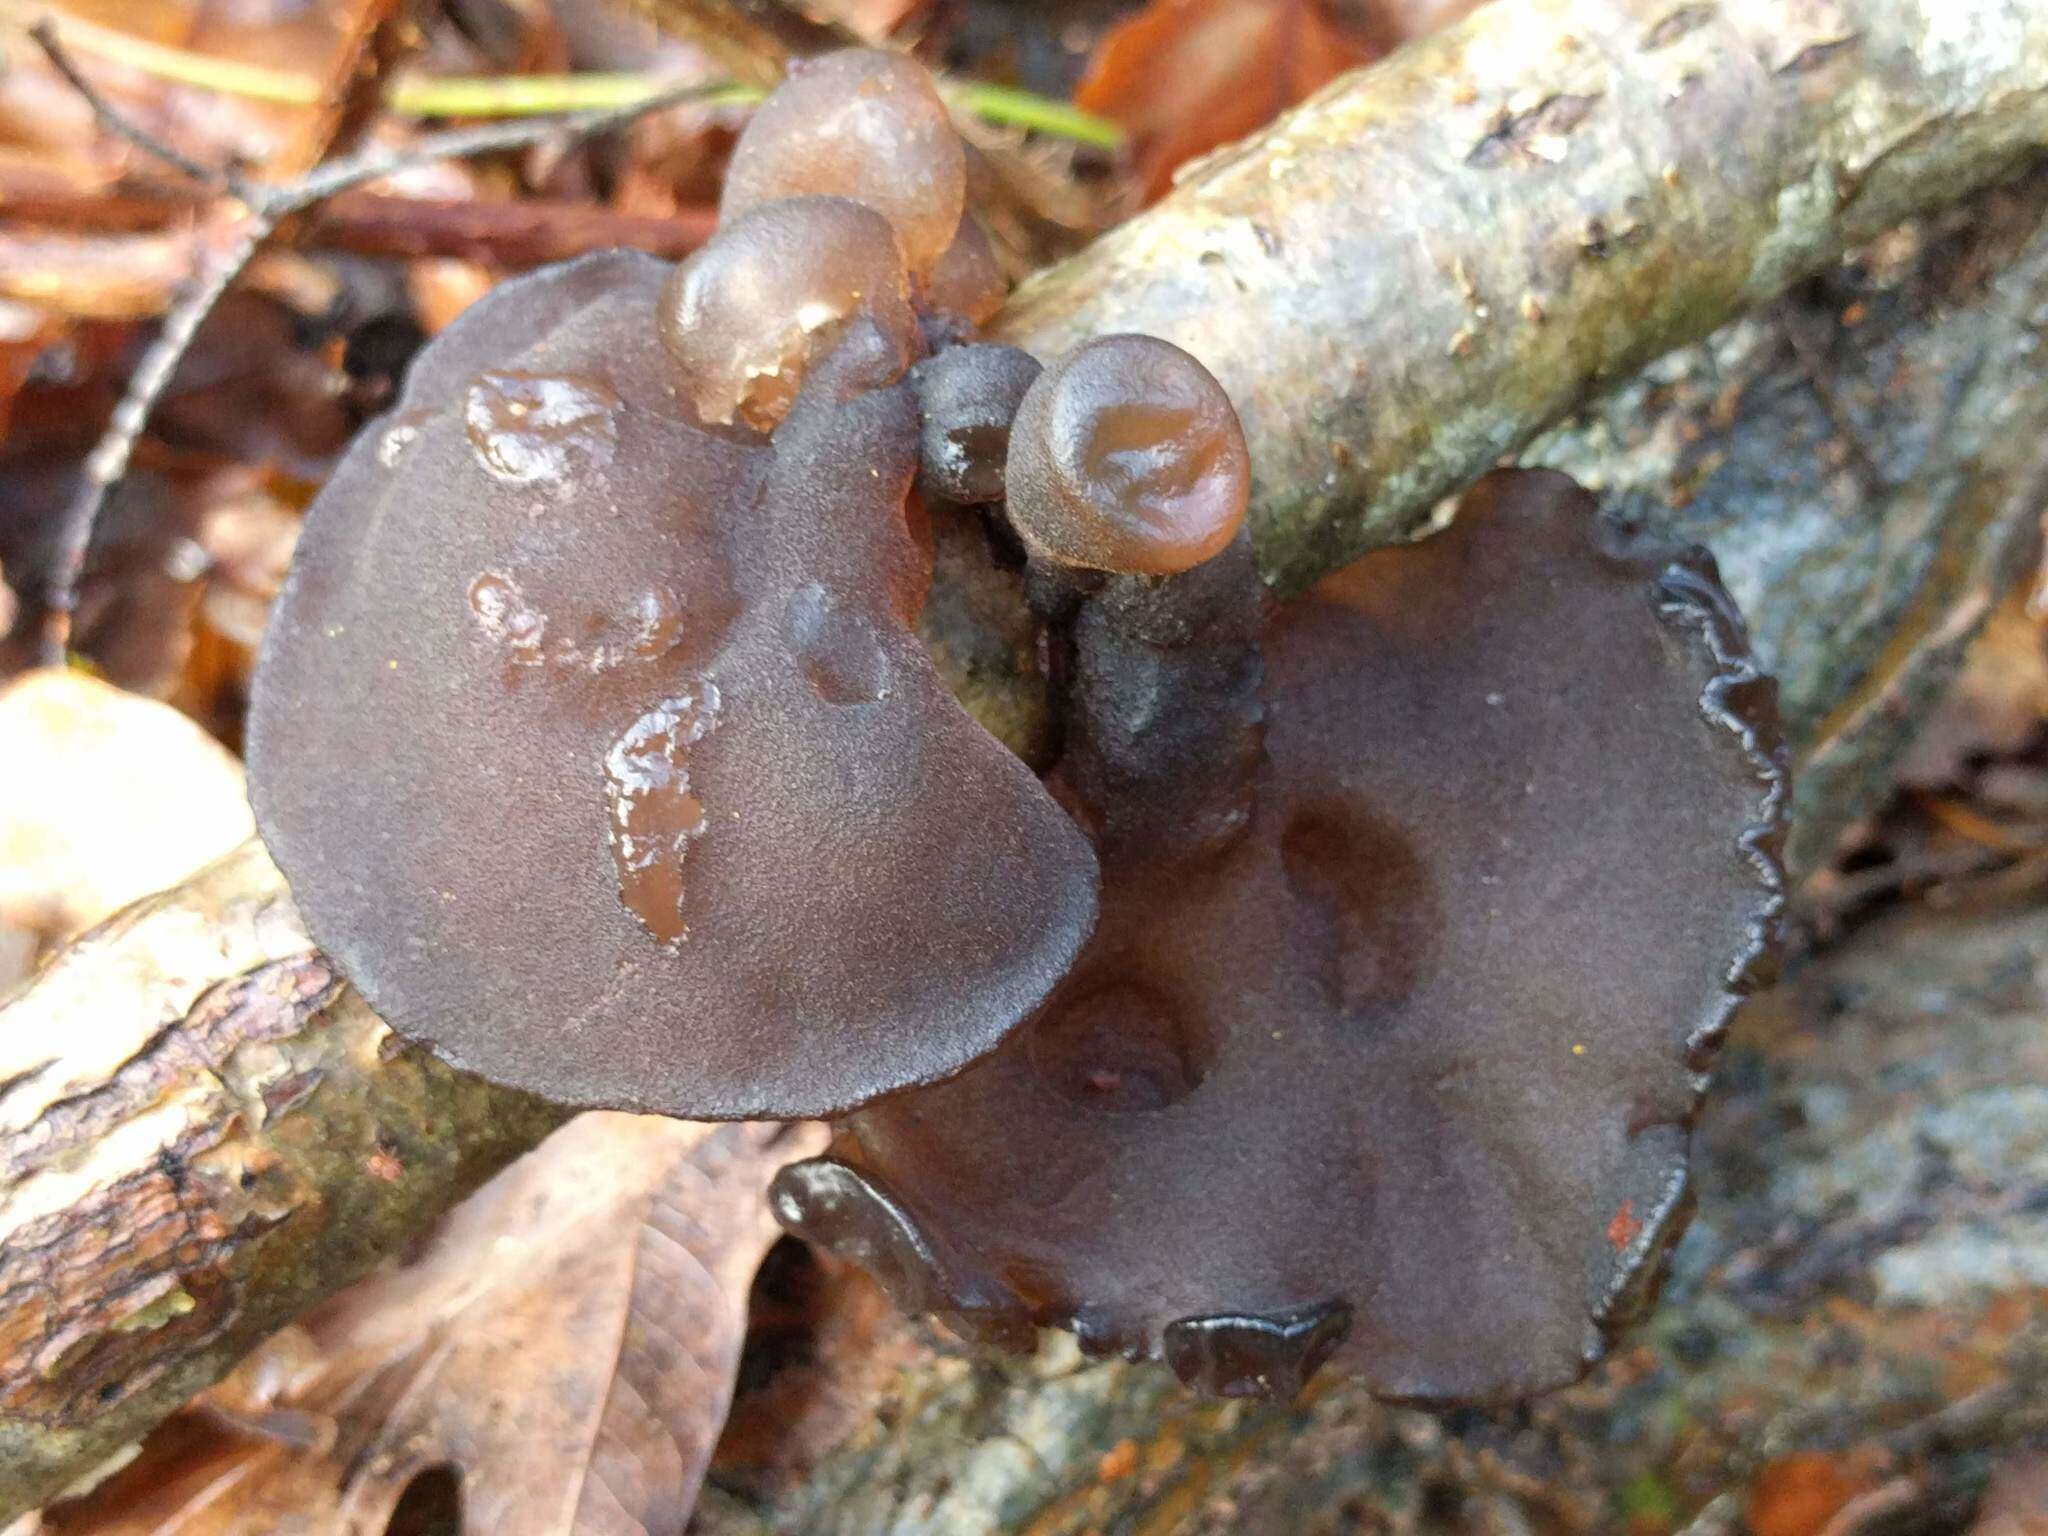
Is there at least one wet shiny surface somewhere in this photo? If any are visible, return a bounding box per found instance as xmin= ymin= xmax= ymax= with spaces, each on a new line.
xmin=1006 ymin=335 xmax=1250 ymax=575
xmin=910 ymin=343 xmax=1041 ymax=507
xmin=778 ymin=471 xmax=1788 ymax=1401
xmin=921 ymin=213 xmax=1007 ymax=327
xmin=720 ymin=49 xmax=967 ymax=276
xmin=658 ymin=197 xmax=920 ymax=431
xmin=248 ymin=251 xmax=1097 ymax=1120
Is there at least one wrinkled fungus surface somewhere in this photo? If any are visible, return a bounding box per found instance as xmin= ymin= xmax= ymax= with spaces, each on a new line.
xmin=658 ymin=196 xmax=920 ymax=431
xmin=721 ymin=49 xmax=967 ymax=276
xmin=249 ymin=250 xmax=1098 ymax=1121
xmin=776 ymin=469 xmax=1789 ymax=1402
xmin=1006 ymin=335 xmax=1250 ymax=575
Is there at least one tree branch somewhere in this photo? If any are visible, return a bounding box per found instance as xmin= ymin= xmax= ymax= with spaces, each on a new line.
xmin=996 ymin=0 xmax=2048 ymax=592
xmin=5 ymin=0 xmax=2048 ymax=1517
xmin=0 ymin=843 xmax=565 ymax=1512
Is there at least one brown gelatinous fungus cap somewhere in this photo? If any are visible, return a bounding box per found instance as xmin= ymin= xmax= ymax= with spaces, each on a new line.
xmin=922 ymin=213 xmax=1007 ymax=330
xmin=1005 ymin=335 xmax=1251 ymax=576
xmin=247 ymin=249 xmax=1098 ymax=1121
xmin=910 ymin=343 xmax=1041 ymax=506
xmin=775 ymin=468 xmax=1789 ymax=1402
xmin=658 ymin=196 xmax=921 ymax=431
xmin=721 ymin=49 xmax=967 ymax=277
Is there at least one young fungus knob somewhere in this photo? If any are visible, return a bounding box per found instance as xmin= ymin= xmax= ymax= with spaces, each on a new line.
xmin=721 ymin=49 xmax=967 ymax=277
xmin=659 ymin=196 xmax=921 ymax=431
xmin=1004 ymin=334 xmax=1250 ymax=576
xmin=910 ymin=343 xmax=1042 ymax=506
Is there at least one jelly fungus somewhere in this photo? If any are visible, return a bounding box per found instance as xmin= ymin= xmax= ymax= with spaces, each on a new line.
xmin=722 ymin=49 xmax=968 ymax=276
xmin=776 ymin=469 xmax=1789 ymax=1403
xmin=910 ymin=343 xmax=1041 ymax=506
xmin=248 ymin=250 xmax=1097 ymax=1121
xmin=659 ymin=196 xmax=920 ymax=431
xmin=1005 ymin=335 xmax=1251 ymax=576
xmin=922 ymin=214 xmax=1007 ymax=329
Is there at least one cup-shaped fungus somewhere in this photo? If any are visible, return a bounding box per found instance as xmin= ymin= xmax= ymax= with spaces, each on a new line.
xmin=720 ymin=49 xmax=967 ymax=277
xmin=775 ymin=469 xmax=1788 ymax=1402
xmin=658 ymin=196 xmax=922 ymax=431
xmin=1005 ymin=335 xmax=1251 ymax=576
xmin=248 ymin=246 xmax=1097 ymax=1121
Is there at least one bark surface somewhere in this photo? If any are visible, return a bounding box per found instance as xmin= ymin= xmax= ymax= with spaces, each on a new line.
xmin=5 ymin=0 xmax=2048 ymax=1517
xmin=998 ymin=0 xmax=2048 ymax=594
xmin=0 ymin=847 xmax=566 ymax=1512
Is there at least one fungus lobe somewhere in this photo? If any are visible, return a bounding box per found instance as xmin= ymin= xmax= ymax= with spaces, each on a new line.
xmin=776 ymin=469 xmax=1787 ymax=1402
xmin=658 ymin=195 xmax=921 ymax=432
xmin=248 ymin=250 xmax=1097 ymax=1122
xmin=719 ymin=49 xmax=968 ymax=277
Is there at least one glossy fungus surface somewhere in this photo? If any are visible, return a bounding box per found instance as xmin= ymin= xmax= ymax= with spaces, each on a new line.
xmin=658 ymin=196 xmax=920 ymax=431
xmin=1005 ymin=335 xmax=1250 ymax=576
xmin=248 ymin=250 xmax=1097 ymax=1121
xmin=910 ymin=343 xmax=1041 ymax=506
xmin=776 ymin=469 xmax=1788 ymax=1401
xmin=922 ymin=214 xmax=1007 ymax=328
xmin=721 ymin=49 xmax=967 ymax=276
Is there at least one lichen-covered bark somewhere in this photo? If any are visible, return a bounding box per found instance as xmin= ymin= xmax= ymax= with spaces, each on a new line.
xmin=0 ymin=843 xmax=565 ymax=1514
xmin=1528 ymin=173 xmax=2048 ymax=870
xmin=700 ymin=891 xmax=2048 ymax=1535
xmin=6 ymin=0 xmax=2048 ymax=1516
xmin=998 ymin=0 xmax=2048 ymax=594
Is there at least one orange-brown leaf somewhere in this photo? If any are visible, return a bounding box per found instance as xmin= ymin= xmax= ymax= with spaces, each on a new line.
xmin=45 ymin=1114 xmax=825 ymax=1536
xmin=1076 ymin=0 xmax=1375 ymax=202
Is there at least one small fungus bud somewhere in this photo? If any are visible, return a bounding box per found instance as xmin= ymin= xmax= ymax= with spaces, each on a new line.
xmin=1005 ymin=335 xmax=1250 ymax=576
xmin=910 ymin=343 xmax=1040 ymax=506
xmin=721 ymin=49 xmax=967 ymax=278
xmin=922 ymin=213 xmax=1007 ymax=327
xmin=658 ymin=196 xmax=920 ymax=431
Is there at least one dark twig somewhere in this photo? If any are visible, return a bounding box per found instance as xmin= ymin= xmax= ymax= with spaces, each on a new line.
xmin=29 ymin=21 xmax=736 ymax=665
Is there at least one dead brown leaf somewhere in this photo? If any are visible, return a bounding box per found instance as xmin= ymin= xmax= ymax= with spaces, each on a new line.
xmin=1076 ymin=0 xmax=1375 ymax=202
xmin=0 ymin=1 xmax=398 ymax=187
xmin=1075 ymin=0 xmax=1490 ymax=202
xmin=1897 ymin=591 xmax=2048 ymax=788
xmin=1748 ymin=1452 xmax=1874 ymax=1536
xmin=43 ymin=1114 xmax=826 ymax=1536
xmin=0 ymin=668 xmax=252 ymax=984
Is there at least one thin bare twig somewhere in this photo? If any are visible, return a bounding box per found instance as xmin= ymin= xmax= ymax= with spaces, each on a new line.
xmin=29 ymin=23 xmax=738 ymax=666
